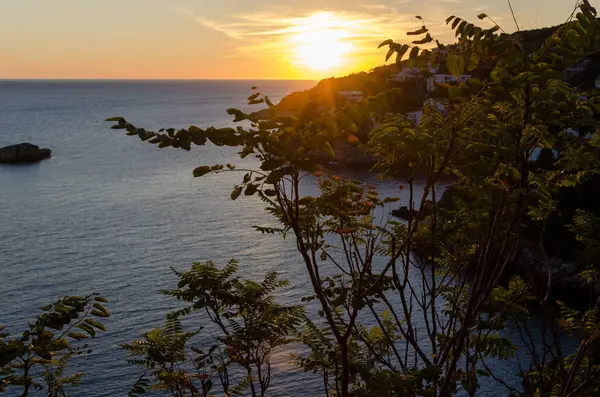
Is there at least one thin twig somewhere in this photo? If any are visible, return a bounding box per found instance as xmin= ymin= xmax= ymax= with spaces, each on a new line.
xmin=507 ymin=0 xmax=520 ymax=31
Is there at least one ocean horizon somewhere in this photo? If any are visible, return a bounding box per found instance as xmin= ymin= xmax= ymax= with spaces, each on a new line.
xmin=0 ymin=78 xmax=318 ymax=82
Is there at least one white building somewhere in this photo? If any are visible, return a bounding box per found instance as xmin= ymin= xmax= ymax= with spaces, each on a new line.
xmin=426 ymin=74 xmax=471 ymax=91
xmin=390 ymin=65 xmax=438 ymax=82
xmin=426 ymin=77 xmax=437 ymax=92
xmin=427 ymin=74 xmax=455 ymax=91
xmin=338 ymin=91 xmax=364 ymax=102
xmin=389 ymin=67 xmax=421 ymax=82
xmin=406 ymin=110 xmax=423 ymax=125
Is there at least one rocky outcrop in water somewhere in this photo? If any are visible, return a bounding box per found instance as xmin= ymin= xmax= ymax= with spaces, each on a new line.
xmin=0 ymin=143 xmax=51 ymax=164
xmin=391 ymin=200 xmax=435 ymax=221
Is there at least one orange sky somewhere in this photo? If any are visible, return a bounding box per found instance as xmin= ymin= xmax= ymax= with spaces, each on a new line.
xmin=0 ymin=0 xmax=579 ymax=79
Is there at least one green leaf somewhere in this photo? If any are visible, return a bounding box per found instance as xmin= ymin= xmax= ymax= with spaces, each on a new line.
xmin=409 ymin=46 xmax=420 ymax=59
xmin=446 ymin=52 xmax=465 ymax=78
xmin=265 ymin=96 xmax=275 ymax=108
xmin=420 ymin=364 xmax=442 ymax=381
xmin=261 ymin=158 xmax=285 ymax=171
xmin=91 ymin=309 xmax=110 ymax=318
xmin=413 ymin=33 xmax=433 ymax=45
xmin=451 ymin=17 xmax=462 ymax=30
xmin=244 ymin=184 xmax=258 ymax=196
xmin=456 ymin=20 xmax=468 ymax=36
xmin=386 ymin=46 xmax=395 ymax=62
xmin=395 ymin=44 xmax=410 ymax=63
xmin=193 ymin=166 xmax=212 ymax=178
xmin=67 ymin=332 xmax=89 ymax=341
xmin=423 ymin=388 xmax=435 ymax=397
xmin=378 ymin=39 xmax=393 ymax=49
xmin=407 ymin=26 xmax=428 ymax=36
xmin=266 ymin=169 xmax=286 ymax=184
xmin=106 ymin=116 xmax=125 ymax=122
xmin=85 ymin=318 xmax=107 ymax=332
xmin=247 ymin=92 xmax=261 ymax=101
xmin=324 ymin=142 xmax=336 ymax=159
xmin=466 ymin=53 xmax=480 ymax=72
xmin=77 ymin=323 xmax=96 ymax=337
xmin=203 ymin=378 xmax=213 ymax=394
xmin=231 ymin=186 xmax=243 ymax=201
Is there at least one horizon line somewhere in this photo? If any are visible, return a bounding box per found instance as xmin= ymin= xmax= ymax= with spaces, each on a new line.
xmin=0 ymin=77 xmax=319 ymax=82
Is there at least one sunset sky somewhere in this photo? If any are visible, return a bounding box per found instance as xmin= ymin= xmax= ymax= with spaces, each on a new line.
xmin=0 ymin=0 xmax=579 ymax=80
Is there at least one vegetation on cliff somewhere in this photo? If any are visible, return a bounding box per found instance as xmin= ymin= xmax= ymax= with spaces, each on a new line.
xmin=275 ymin=16 xmax=600 ymax=117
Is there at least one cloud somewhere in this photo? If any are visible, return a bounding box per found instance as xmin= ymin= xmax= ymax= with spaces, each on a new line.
xmin=175 ymin=6 xmax=245 ymax=40
xmin=184 ymin=9 xmax=415 ymax=46
xmin=193 ymin=16 xmax=244 ymax=40
xmin=177 ymin=2 xmax=466 ymax=72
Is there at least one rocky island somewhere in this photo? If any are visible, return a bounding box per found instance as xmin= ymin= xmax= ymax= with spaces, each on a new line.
xmin=0 ymin=143 xmax=52 ymax=164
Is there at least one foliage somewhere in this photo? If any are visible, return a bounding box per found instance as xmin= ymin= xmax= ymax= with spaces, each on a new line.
xmin=0 ymin=295 xmax=109 ymax=396
xmin=122 ymin=260 xmax=304 ymax=397
xmin=105 ymin=1 xmax=600 ymax=396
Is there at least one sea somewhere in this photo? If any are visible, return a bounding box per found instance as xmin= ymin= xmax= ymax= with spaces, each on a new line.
xmin=0 ymin=80 xmax=559 ymax=396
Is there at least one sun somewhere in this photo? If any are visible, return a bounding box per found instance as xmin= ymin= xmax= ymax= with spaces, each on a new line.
xmin=288 ymin=12 xmax=355 ymax=72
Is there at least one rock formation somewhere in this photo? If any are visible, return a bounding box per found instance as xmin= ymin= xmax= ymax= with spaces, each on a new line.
xmin=0 ymin=143 xmax=51 ymax=164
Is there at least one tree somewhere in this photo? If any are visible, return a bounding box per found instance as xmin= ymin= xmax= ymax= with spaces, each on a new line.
xmin=123 ymin=260 xmax=304 ymax=397
xmin=109 ymin=1 xmax=600 ymax=396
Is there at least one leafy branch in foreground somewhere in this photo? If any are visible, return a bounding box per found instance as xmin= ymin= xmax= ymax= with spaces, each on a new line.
xmin=123 ymin=260 xmax=304 ymax=397
xmin=109 ymin=1 xmax=600 ymax=396
xmin=0 ymin=295 xmax=109 ymax=396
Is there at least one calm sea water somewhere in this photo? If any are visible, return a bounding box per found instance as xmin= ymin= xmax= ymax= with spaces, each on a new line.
xmin=0 ymin=80 xmax=554 ymax=396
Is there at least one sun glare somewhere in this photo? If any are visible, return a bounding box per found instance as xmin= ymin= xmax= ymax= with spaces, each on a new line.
xmin=289 ymin=12 xmax=355 ymax=72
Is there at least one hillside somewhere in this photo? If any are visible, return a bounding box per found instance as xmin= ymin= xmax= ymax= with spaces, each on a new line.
xmin=276 ymin=65 xmax=394 ymax=114
xmin=274 ymin=20 xmax=592 ymax=113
